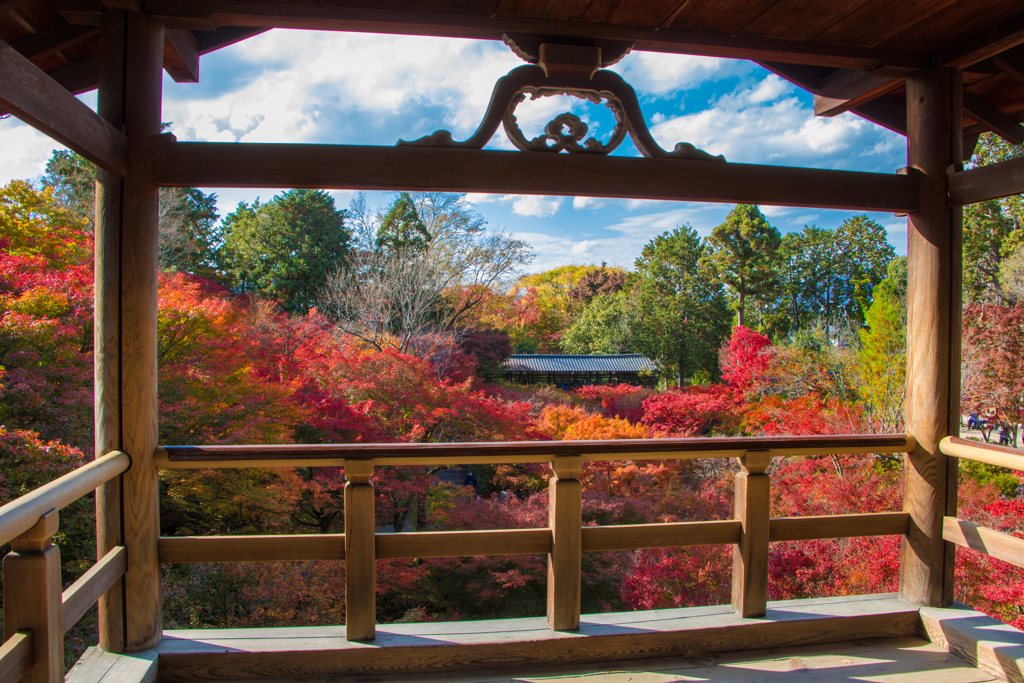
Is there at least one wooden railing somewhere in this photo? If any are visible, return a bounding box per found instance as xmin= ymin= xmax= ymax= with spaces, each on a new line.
xmin=156 ymin=434 xmax=915 ymax=639
xmin=0 ymin=450 xmax=129 ymax=683
xmin=940 ymin=437 xmax=1024 ymax=569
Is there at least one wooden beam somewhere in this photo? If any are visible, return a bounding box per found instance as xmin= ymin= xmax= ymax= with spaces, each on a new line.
xmin=939 ymin=10 xmax=1024 ymax=69
xmin=0 ymin=0 xmax=33 ymax=13
xmin=0 ymin=38 xmax=126 ymax=174
xmin=758 ymin=61 xmax=907 ymax=135
xmin=769 ymin=513 xmax=909 ymax=542
xmin=57 ymin=0 xmax=930 ymax=71
xmin=813 ymin=69 xmax=904 ymax=118
xmin=900 ymin=68 xmax=961 ymax=610
xmin=377 ymin=528 xmax=551 ymax=559
xmin=962 ymin=91 xmax=1024 ymax=144
xmin=160 ymin=534 xmax=346 ymax=563
xmin=153 ymin=140 xmax=921 ymax=213
xmin=0 ymin=632 xmax=33 ymax=683
xmin=9 ymin=24 xmax=97 ymax=61
xmin=163 ymin=28 xmax=198 ymax=82
xmin=949 ymin=156 xmax=1024 ymax=206
xmin=943 ymin=517 xmax=1024 ymax=568
xmin=994 ymin=47 xmax=1024 ymax=85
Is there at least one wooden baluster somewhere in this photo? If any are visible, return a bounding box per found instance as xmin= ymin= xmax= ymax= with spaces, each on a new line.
xmin=547 ymin=455 xmax=582 ymax=631
xmin=4 ymin=510 xmax=62 ymax=683
xmin=344 ymin=459 xmax=376 ymax=641
xmin=732 ymin=450 xmax=771 ymax=618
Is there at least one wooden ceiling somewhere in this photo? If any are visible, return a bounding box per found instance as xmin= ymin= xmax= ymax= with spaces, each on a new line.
xmin=2 ymin=0 xmax=1023 ymax=145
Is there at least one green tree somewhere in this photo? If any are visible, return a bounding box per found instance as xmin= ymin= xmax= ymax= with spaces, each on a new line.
xmin=376 ymin=192 xmax=431 ymax=254
xmin=222 ymin=189 xmax=351 ymax=315
xmin=858 ymin=257 xmax=907 ymax=433
xmin=159 ymin=187 xmax=221 ymax=276
xmin=561 ymin=290 xmax=635 ymax=355
xmin=632 ymin=226 xmax=732 ymax=383
xmin=706 ymin=204 xmax=781 ymax=328
xmin=41 ymin=150 xmax=95 ymax=228
xmin=965 ymin=200 xmax=1021 ymax=304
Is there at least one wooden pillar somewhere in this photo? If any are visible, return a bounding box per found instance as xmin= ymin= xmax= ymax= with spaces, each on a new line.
xmin=547 ymin=455 xmax=582 ymax=631
xmin=3 ymin=511 xmax=62 ymax=683
xmin=120 ymin=10 xmax=165 ymax=651
xmin=344 ymin=459 xmax=376 ymax=641
xmin=732 ymin=451 xmax=771 ymax=618
xmin=901 ymin=67 xmax=962 ymax=608
xmin=94 ymin=8 xmax=126 ymax=653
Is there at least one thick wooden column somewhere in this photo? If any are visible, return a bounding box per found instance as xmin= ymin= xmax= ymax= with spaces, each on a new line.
xmin=94 ymin=8 xmax=126 ymax=653
xmin=732 ymin=451 xmax=771 ymax=618
xmin=547 ymin=455 xmax=582 ymax=631
xmin=120 ymin=10 xmax=165 ymax=651
xmin=344 ymin=459 xmax=376 ymax=641
xmin=3 ymin=511 xmax=62 ymax=683
xmin=900 ymin=67 xmax=962 ymax=608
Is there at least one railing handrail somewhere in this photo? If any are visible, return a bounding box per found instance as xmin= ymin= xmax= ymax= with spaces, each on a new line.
xmin=0 ymin=450 xmax=130 ymax=548
xmin=940 ymin=436 xmax=1024 ymax=472
xmin=157 ymin=433 xmax=915 ymax=468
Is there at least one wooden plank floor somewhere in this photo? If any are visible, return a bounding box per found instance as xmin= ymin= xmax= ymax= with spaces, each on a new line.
xmin=208 ymin=636 xmax=996 ymax=682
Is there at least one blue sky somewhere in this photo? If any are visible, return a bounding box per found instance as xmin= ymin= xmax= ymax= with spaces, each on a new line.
xmin=0 ymin=29 xmax=909 ymax=273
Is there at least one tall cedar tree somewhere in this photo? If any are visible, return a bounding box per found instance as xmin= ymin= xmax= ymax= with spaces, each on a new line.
xmin=222 ymin=189 xmax=351 ymax=315
xmin=632 ymin=225 xmax=731 ymax=383
xmin=376 ymin=192 xmax=431 ymax=254
xmin=706 ymin=204 xmax=780 ymax=328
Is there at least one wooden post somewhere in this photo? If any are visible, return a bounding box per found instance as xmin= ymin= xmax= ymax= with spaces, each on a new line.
xmin=94 ymin=8 xmax=126 ymax=653
xmin=901 ymin=67 xmax=962 ymax=608
xmin=344 ymin=459 xmax=375 ymax=641
xmin=120 ymin=10 xmax=165 ymax=651
xmin=732 ymin=451 xmax=771 ymax=618
xmin=3 ymin=510 xmax=62 ymax=683
xmin=547 ymin=455 xmax=582 ymax=631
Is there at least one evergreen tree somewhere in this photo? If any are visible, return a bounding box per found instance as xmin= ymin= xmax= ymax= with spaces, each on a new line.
xmin=376 ymin=192 xmax=431 ymax=254
xmin=222 ymin=189 xmax=351 ymax=314
xmin=705 ymin=204 xmax=781 ymax=328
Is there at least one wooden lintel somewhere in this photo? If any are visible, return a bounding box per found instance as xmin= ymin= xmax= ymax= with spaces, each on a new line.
xmin=813 ymin=69 xmax=904 ymax=118
xmin=153 ymin=140 xmax=920 ymax=213
xmin=163 ymin=28 xmax=198 ymax=82
xmin=993 ymin=48 xmax=1024 ymax=86
xmin=0 ymin=39 xmax=126 ymax=174
xmin=9 ymin=23 xmax=98 ymax=61
xmin=948 ymin=156 xmax=1024 ymax=206
xmin=51 ymin=0 xmax=931 ymax=71
xmin=939 ymin=10 xmax=1024 ymax=69
xmin=962 ymin=91 xmax=1024 ymax=145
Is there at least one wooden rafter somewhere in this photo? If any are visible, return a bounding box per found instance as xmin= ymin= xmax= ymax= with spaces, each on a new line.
xmin=939 ymin=9 xmax=1024 ymax=69
xmin=994 ymin=48 xmax=1024 ymax=85
xmin=962 ymin=91 xmax=1024 ymax=144
xmin=9 ymin=23 xmax=97 ymax=60
xmin=813 ymin=69 xmax=904 ymax=118
xmin=0 ymin=39 xmax=126 ymax=174
xmin=53 ymin=0 xmax=932 ymax=71
xmin=152 ymin=139 xmax=920 ymax=213
xmin=163 ymin=27 xmax=198 ymax=82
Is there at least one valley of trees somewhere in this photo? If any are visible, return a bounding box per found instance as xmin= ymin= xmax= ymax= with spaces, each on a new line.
xmin=1 ymin=133 xmax=1023 ymax=668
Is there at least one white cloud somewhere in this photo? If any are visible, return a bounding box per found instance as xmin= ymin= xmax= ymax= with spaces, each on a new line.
xmin=747 ymin=74 xmax=790 ymax=104
xmin=611 ymin=52 xmax=727 ymax=96
xmin=510 ymin=195 xmax=562 ymax=217
xmin=572 ymin=196 xmax=610 ymax=210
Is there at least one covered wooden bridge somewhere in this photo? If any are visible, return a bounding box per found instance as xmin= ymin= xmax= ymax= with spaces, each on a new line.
xmin=501 ymin=354 xmax=659 ymax=386
xmin=2 ymin=1 xmax=1024 ymax=681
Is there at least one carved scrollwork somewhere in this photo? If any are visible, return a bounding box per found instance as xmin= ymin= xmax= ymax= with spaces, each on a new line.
xmin=398 ymin=65 xmax=724 ymax=162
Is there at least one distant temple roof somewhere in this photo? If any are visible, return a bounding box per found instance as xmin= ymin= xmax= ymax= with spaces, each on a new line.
xmin=502 ymin=354 xmax=658 ymax=374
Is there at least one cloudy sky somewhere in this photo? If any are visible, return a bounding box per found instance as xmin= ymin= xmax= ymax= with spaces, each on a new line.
xmin=0 ymin=29 xmax=909 ymax=272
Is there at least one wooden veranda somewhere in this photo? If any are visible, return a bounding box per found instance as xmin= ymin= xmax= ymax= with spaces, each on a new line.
xmin=3 ymin=1 xmax=1024 ymax=681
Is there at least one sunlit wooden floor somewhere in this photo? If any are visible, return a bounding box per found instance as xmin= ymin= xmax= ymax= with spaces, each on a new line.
xmin=217 ymin=637 xmax=994 ymax=682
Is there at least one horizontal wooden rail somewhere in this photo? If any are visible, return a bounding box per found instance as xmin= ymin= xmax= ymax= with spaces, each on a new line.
xmin=0 ymin=632 xmax=33 ymax=683
xmin=61 ymin=546 xmax=126 ymax=633
xmin=940 ymin=436 xmax=1024 ymax=472
xmin=769 ymin=512 xmax=910 ymax=542
xmin=158 ymin=434 xmax=915 ymax=469
xmin=581 ymin=520 xmax=741 ymax=551
xmin=0 ymin=450 xmax=129 ymax=547
xmin=159 ymin=534 xmax=346 ymax=563
xmin=943 ymin=517 xmax=1024 ymax=568
xmin=153 ymin=140 xmax=921 ymax=213
xmin=377 ymin=529 xmax=552 ymax=559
